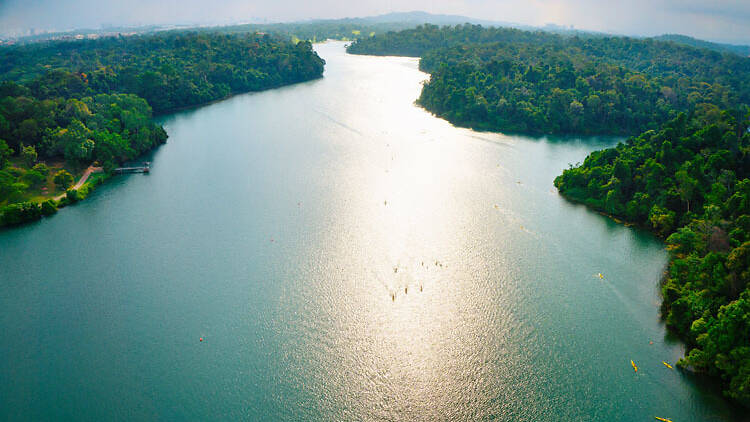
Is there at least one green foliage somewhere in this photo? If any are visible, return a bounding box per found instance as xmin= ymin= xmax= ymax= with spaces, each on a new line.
xmin=21 ymin=144 xmax=37 ymax=166
xmin=21 ymin=169 xmax=45 ymax=187
xmin=65 ymin=181 xmax=93 ymax=203
xmin=654 ymin=34 xmax=750 ymax=57
xmin=0 ymin=139 xmax=12 ymax=167
xmin=0 ymin=32 xmax=325 ymax=114
xmin=555 ymin=110 xmax=750 ymax=405
xmin=53 ymin=169 xmax=74 ymax=189
xmin=203 ymin=15 xmax=445 ymax=43
xmin=65 ymin=188 xmax=80 ymax=202
xmin=348 ymin=24 xmax=750 ymax=135
xmin=0 ymin=31 xmax=325 ymax=213
xmin=350 ymin=24 xmax=750 ymax=403
xmin=40 ymin=199 xmax=57 ymax=216
xmin=32 ymin=162 xmax=49 ymax=176
xmin=0 ymin=201 xmax=41 ymax=226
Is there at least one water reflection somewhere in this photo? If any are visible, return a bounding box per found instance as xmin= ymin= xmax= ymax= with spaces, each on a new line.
xmin=0 ymin=42 xmax=743 ymax=421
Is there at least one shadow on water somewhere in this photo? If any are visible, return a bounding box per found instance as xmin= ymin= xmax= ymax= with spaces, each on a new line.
xmin=677 ymin=371 xmax=750 ymax=421
xmin=155 ymin=76 xmax=327 ymax=126
xmin=556 ymin=192 xmax=658 ymax=240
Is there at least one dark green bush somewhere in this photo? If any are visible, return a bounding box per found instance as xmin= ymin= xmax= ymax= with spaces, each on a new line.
xmin=0 ymin=201 xmax=41 ymax=226
xmin=40 ymin=199 xmax=57 ymax=216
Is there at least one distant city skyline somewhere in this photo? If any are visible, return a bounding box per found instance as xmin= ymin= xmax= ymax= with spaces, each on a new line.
xmin=1 ymin=0 xmax=749 ymax=44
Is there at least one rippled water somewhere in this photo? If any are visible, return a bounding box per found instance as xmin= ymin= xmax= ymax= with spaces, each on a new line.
xmin=0 ymin=42 xmax=744 ymax=420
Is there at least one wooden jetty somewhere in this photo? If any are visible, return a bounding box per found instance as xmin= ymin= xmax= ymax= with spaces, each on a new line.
xmin=114 ymin=162 xmax=150 ymax=174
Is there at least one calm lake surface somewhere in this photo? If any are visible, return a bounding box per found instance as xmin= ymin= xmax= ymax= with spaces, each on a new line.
xmin=0 ymin=42 xmax=745 ymax=421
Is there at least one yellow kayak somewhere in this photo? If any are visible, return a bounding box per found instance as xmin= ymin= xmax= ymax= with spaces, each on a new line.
xmin=631 ymin=360 xmax=638 ymax=372
xmin=654 ymin=417 xmax=673 ymax=422
xmin=662 ymin=361 xmax=673 ymax=369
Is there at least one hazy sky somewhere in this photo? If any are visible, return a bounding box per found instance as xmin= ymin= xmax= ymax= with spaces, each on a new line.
xmin=1 ymin=0 xmax=749 ymax=44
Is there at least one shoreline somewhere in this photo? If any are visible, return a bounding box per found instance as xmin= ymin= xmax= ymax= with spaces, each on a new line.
xmin=152 ymin=74 xmax=325 ymax=116
xmin=0 ymin=74 xmax=325 ymax=230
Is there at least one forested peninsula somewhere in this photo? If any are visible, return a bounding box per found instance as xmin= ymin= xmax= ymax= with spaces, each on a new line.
xmin=349 ymin=24 xmax=750 ymax=405
xmin=0 ymin=32 xmax=324 ymax=227
xmin=348 ymin=24 xmax=750 ymax=136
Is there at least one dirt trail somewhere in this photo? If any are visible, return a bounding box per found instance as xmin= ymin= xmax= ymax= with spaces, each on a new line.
xmin=53 ymin=166 xmax=102 ymax=201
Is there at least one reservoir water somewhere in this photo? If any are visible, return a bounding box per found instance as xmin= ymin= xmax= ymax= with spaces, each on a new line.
xmin=0 ymin=42 xmax=744 ymax=420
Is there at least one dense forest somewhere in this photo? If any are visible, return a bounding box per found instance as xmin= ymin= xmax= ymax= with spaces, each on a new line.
xmin=555 ymin=109 xmax=750 ymax=404
xmin=653 ymin=34 xmax=750 ymax=57
xmin=348 ymin=24 xmax=750 ymax=135
xmin=210 ymin=20 xmax=417 ymax=44
xmin=349 ymin=24 xmax=750 ymax=405
xmin=0 ymin=31 xmax=325 ymax=227
xmin=0 ymin=32 xmax=325 ymax=113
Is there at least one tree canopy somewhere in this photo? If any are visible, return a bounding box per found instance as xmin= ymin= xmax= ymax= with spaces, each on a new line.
xmin=555 ymin=109 xmax=750 ymax=404
xmin=0 ymin=32 xmax=325 ymax=113
xmin=0 ymin=31 xmax=325 ymax=226
xmin=348 ymin=24 xmax=750 ymax=135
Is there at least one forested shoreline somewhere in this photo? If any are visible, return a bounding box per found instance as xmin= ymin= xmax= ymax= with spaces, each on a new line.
xmin=0 ymin=31 xmax=325 ymax=227
xmin=555 ymin=111 xmax=750 ymax=404
xmin=1 ymin=18 xmax=748 ymax=408
xmin=0 ymin=32 xmax=326 ymax=114
xmin=348 ymin=24 xmax=750 ymax=136
xmin=349 ymin=24 xmax=750 ymax=405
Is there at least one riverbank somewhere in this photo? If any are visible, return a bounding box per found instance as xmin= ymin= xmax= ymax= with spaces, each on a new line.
xmin=346 ymin=33 xmax=750 ymax=408
xmin=0 ymin=74 xmax=326 ymax=230
xmin=557 ymin=186 xmax=750 ymax=409
xmin=1 ymin=42 xmax=742 ymax=420
xmin=0 ymin=31 xmax=326 ymax=229
xmin=53 ymin=166 xmax=102 ymax=201
xmin=151 ymin=73 xmax=325 ymax=117
xmin=554 ymin=111 xmax=750 ymax=407
xmin=0 ymin=164 xmax=109 ymax=228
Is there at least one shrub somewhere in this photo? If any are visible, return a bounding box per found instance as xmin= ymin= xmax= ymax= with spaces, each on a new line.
xmin=32 ymin=163 xmax=49 ymax=176
xmin=21 ymin=169 xmax=45 ymax=187
xmin=57 ymin=196 xmax=70 ymax=208
xmin=66 ymin=188 xmax=80 ymax=202
xmin=0 ymin=201 xmax=41 ymax=226
xmin=40 ymin=199 xmax=57 ymax=216
xmin=53 ymin=169 xmax=74 ymax=189
xmin=21 ymin=145 xmax=37 ymax=167
xmin=0 ymin=139 xmax=12 ymax=167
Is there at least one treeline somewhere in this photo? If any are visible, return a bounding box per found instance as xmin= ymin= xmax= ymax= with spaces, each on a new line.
xmin=210 ymin=20 xmax=417 ymax=43
xmin=417 ymin=43 xmax=725 ymax=135
xmin=0 ymin=32 xmax=325 ymax=113
xmin=555 ymin=109 xmax=750 ymax=404
xmin=0 ymin=80 xmax=168 ymax=170
xmin=0 ymin=76 xmax=168 ymax=227
xmin=346 ymin=23 xmax=560 ymax=57
xmin=347 ymin=24 xmax=750 ymax=135
xmin=0 ymin=31 xmax=325 ymax=227
xmin=653 ymin=34 xmax=750 ymax=58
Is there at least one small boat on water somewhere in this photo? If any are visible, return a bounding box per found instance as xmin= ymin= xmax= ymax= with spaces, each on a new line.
xmin=654 ymin=417 xmax=673 ymax=422
xmin=662 ymin=361 xmax=673 ymax=369
xmin=631 ymin=360 xmax=638 ymax=372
